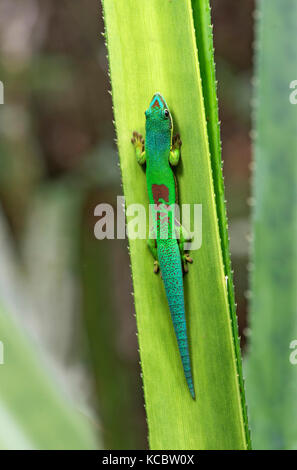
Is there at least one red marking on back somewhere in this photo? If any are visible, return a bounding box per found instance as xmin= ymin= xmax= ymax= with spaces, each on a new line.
xmin=152 ymin=184 xmax=169 ymax=205
xmin=152 ymin=184 xmax=170 ymax=229
xmin=152 ymin=99 xmax=160 ymax=109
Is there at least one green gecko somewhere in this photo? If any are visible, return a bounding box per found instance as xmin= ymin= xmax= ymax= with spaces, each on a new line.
xmin=131 ymin=93 xmax=195 ymax=399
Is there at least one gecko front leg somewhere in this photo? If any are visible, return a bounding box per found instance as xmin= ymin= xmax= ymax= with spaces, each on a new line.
xmin=169 ymin=133 xmax=182 ymax=166
xmin=131 ymin=131 xmax=146 ymax=165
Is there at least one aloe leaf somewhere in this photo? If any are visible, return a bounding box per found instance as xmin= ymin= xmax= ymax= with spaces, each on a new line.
xmin=245 ymin=0 xmax=297 ymax=450
xmin=102 ymin=0 xmax=249 ymax=449
xmin=191 ymin=0 xmax=251 ymax=447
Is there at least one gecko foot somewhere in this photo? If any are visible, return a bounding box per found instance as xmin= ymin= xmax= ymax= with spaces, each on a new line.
xmin=182 ymin=253 xmax=193 ymax=274
xmin=153 ymin=260 xmax=160 ymax=274
xmin=172 ymin=133 xmax=182 ymax=150
xmin=131 ymin=131 xmax=144 ymax=151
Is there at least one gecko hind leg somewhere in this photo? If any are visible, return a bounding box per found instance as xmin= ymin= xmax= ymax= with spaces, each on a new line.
xmin=176 ymin=222 xmax=193 ymax=274
xmin=147 ymin=237 xmax=159 ymax=274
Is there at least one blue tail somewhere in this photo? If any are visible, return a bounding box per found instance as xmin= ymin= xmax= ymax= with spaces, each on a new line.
xmin=157 ymin=240 xmax=195 ymax=399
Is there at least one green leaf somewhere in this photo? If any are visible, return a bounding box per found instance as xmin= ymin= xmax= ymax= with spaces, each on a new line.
xmin=80 ymin=190 xmax=147 ymax=450
xmin=0 ymin=201 xmax=99 ymax=450
xmin=191 ymin=0 xmax=251 ymax=448
xmin=0 ymin=303 xmax=98 ymax=450
xmin=102 ymin=0 xmax=249 ymax=449
xmin=245 ymin=0 xmax=297 ymax=450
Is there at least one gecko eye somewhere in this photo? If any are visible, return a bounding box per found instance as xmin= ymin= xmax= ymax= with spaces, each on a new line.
xmin=164 ymin=109 xmax=169 ymax=118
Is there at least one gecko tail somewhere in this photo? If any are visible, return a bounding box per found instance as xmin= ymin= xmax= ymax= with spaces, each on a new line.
xmin=158 ymin=241 xmax=196 ymax=400
xmin=184 ymin=362 xmax=195 ymax=400
xmin=174 ymin=313 xmax=196 ymax=400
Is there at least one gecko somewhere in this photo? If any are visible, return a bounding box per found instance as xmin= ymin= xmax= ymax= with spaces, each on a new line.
xmin=131 ymin=93 xmax=195 ymax=399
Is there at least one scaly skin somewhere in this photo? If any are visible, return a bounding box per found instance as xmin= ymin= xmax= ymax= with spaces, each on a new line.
xmin=131 ymin=93 xmax=195 ymax=399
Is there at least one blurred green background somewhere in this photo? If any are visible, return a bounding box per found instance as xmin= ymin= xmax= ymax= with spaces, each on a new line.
xmin=0 ymin=0 xmax=254 ymax=449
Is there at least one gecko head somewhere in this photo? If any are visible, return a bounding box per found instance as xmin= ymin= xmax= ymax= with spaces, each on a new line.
xmin=145 ymin=93 xmax=172 ymax=131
